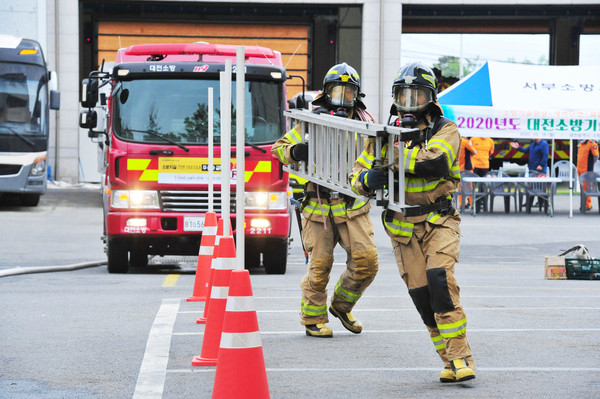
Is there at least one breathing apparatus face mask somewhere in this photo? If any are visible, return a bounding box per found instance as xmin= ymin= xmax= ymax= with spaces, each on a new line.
xmin=326 ymin=83 xmax=358 ymax=109
xmin=393 ymin=86 xmax=433 ymax=113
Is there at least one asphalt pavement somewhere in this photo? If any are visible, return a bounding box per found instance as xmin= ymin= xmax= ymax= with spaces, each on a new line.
xmin=1 ymin=186 xmax=599 ymax=398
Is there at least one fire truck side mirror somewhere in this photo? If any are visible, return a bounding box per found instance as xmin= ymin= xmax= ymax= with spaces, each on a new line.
xmin=81 ymin=78 xmax=98 ymax=108
xmin=80 ymin=108 xmax=107 ymax=137
xmin=80 ymin=109 xmax=97 ymax=130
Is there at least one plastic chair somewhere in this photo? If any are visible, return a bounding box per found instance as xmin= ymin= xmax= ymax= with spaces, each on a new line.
xmin=521 ymin=170 xmax=553 ymax=215
xmin=485 ymin=170 xmax=518 ymax=213
xmin=457 ymin=170 xmax=487 ymax=216
xmin=579 ymin=171 xmax=600 ymax=213
xmin=552 ymin=160 xmax=579 ymax=193
xmin=593 ymin=161 xmax=600 ymax=175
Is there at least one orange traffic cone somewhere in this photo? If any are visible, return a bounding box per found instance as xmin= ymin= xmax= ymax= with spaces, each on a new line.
xmin=192 ymin=236 xmax=236 ymax=367
xmin=212 ymin=269 xmax=270 ymax=398
xmin=197 ymin=217 xmax=231 ymax=324
xmin=187 ymin=211 xmax=218 ymax=302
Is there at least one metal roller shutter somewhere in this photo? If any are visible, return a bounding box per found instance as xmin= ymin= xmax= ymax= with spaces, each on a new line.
xmin=97 ymin=21 xmax=309 ymax=99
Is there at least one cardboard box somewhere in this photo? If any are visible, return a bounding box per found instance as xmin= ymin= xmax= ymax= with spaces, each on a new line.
xmin=545 ymin=256 xmax=567 ymax=279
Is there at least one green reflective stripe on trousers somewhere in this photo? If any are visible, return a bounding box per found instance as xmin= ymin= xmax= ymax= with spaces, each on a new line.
xmin=331 ymin=204 xmax=347 ymax=217
xmin=301 ymin=300 xmax=327 ymax=316
xmin=285 ymin=128 xmax=302 ymax=144
xmin=405 ymin=177 xmax=442 ymax=193
xmin=431 ymin=334 xmax=445 ymax=350
xmin=335 ymin=280 xmax=362 ymax=303
xmin=383 ymin=217 xmax=414 ymax=237
xmin=356 ymin=150 xmax=374 ymax=168
xmin=303 ymin=200 xmax=331 ymax=216
xmin=404 ymin=148 xmax=419 ymax=173
xmin=438 ymin=318 xmax=467 ymax=338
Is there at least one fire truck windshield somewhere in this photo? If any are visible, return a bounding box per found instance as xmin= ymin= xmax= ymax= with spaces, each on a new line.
xmin=113 ymin=78 xmax=284 ymax=145
xmin=0 ymin=63 xmax=48 ymax=136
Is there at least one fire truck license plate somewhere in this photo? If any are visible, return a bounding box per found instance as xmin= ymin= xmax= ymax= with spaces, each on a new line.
xmin=183 ymin=216 xmax=205 ymax=232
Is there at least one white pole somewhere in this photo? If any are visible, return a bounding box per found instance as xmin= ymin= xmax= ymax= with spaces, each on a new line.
xmin=220 ymin=60 xmax=232 ymax=236
xmin=208 ymin=87 xmax=214 ymax=212
xmin=569 ymin=139 xmax=573 ymax=218
xmin=235 ymin=47 xmax=245 ymax=271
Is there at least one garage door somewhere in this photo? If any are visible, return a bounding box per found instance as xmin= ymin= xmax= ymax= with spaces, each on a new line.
xmin=97 ymin=21 xmax=309 ymax=100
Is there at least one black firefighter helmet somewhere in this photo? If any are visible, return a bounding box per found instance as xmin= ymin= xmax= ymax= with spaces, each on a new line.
xmin=322 ymin=62 xmax=361 ymax=109
xmin=392 ymin=62 xmax=438 ymax=116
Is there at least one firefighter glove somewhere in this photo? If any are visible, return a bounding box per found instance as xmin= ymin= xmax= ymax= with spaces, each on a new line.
xmin=291 ymin=143 xmax=309 ymax=162
xmin=362 ymin=169 xmax=387 ymax=190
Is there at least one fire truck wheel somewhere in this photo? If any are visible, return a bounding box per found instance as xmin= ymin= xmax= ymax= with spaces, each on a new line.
xmin=263 ymin=240 xmax=288 ymax=275
xmin=130 ymin=248 xmax=149 ymax=268
xmin=107 ymin=238 xmax=129 ymax=274
xmin=245 ymin=246 xmax=261 ymax=268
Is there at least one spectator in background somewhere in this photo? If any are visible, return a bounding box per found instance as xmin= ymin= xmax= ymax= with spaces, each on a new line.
xmin=470 ymin=137 xmax=494 ymax=176
xmin=459 ymin=137 xmax=476 ymax=172
xmin=459 ymin=137 xmax=476 ymax=209
xmin=470 ymin=137 xmax=494 ymax=212
xmin=577 ymin=139 xmax=599 ymax=211
xmin=510 ymin=139 xmax=549 ymax=174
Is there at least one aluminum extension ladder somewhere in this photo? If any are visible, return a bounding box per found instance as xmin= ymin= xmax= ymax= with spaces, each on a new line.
xmin=283 ymin=109 xmax=419 ymax=213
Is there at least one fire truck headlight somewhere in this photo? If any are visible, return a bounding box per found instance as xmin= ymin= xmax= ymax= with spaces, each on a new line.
xmin=29 ymin=157 xmax=46 ymax=176
xmin=111 ymin=190 xmax=159 ymax=209
xmin=267 ymin=192 xmax=287 ymax=210
xmin=244 ymin=191 xmax=288 ymax=210
xmin=245 ymin=192 xmax=269 ymax=209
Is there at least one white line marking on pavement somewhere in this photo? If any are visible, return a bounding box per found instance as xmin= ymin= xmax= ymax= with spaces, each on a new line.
xmin=166 ymin=367 xmax=600 ymax=373
xmin=179 ymin=307 xmax=600 ymax=314
xmin=132 ymin=298 xmax=180 ymax=399
xmin=172 ymin=327 xmax=600 ymax=336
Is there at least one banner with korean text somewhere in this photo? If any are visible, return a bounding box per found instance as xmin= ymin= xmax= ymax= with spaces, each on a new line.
xmin=439 ymin=61 xmax=600 ymax=140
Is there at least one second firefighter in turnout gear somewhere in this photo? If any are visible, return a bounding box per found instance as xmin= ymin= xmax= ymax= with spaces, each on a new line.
xmin=351 ymin=62 xmax=476 ymax=382
xmin=272 ymin=63 xmax=379 ymax=338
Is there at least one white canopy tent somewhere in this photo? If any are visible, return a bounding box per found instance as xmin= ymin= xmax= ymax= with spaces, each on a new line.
xmin=438 ymin=61 xmax=600 ymax=216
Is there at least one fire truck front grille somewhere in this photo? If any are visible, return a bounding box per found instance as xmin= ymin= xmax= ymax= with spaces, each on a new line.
xmin=160 ymin=191 xmax=236 ymax=213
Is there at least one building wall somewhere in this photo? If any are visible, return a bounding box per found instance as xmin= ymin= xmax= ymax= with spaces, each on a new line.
xmin=3 ymin=0 xmax=597 ymax=183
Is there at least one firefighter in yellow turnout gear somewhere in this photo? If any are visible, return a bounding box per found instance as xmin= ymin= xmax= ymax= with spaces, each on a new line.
xmin=272 ymin=63 xmax=379 ymax=338
xmin=350 ymin=62 xmax=476 ymax=382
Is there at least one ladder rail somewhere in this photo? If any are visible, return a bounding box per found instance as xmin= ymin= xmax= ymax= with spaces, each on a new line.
xmin=283 ymin=109 xmax=418 ymax=213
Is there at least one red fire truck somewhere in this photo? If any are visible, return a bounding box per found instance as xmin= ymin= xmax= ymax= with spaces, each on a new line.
xmin=79 ymin=42 xmax=291 ymax=274
xmin=491 ymin=139 xmax=570 ymax=170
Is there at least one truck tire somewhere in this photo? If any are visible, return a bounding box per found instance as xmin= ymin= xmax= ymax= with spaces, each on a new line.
xmin=263 ymin=239 xmax=287 ymax=275
xmin=130 ymin=248 xmax=149 ymax=268
xmin=21 ymin=194 xmax=40 ymax=207
xmin=245 ymin=246 xmax=261 ymax=268
xmin=107 ymin=238 xmax=129 ymax=274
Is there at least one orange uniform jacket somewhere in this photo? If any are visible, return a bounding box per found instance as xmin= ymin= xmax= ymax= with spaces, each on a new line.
xmin=459 ymin=137 xmax=476 ymax=171
xmin=470 ymin=137 xmax=494 ymax=170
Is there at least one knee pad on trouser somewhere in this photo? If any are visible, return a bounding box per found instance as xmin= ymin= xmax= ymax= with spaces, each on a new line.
xmin=303 ymin=256 xmax=334 ymax=292
xmin=426 ymin=268 xmax=455 ymax=314
xmin=408 ymin=285 xmax=437 ymax=328
xmin=351 ymin=246 xmax=379 ymax=283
